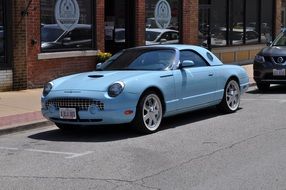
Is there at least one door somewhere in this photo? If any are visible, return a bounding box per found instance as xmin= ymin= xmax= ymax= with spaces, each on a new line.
xmin=104 ymin=0 xmax=135 ymax=54
xmin=173 ymin=50 xmax=217 ymax=110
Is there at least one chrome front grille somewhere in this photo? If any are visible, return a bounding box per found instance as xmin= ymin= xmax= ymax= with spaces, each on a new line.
xmin=46 ymin=98 xmax=104 ymax=111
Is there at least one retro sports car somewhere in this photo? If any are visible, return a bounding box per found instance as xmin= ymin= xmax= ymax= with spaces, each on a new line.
xmin=41 ymin=45 xmax=249 ymax=133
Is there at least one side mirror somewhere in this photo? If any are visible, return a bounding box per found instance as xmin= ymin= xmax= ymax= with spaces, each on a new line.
xmin=180 ymin=60 xmax=195 ymax=68
xmin=96 ymin=63 xmax=103 ymax=71
xmin=62 ymin=37 xmax=71 ymax=44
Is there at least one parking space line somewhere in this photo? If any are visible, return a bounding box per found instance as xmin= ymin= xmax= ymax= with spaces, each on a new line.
xmin=0 ymin=146 xmax=93 ymax=159
xmin=0 ymin=146 xmax=19 ymax=150
xmin=242 ymin=98 xmax=285 ymax=101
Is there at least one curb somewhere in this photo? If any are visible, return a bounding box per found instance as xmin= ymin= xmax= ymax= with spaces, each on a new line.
xmin=0 ymin=120 xmax=53 ymax=136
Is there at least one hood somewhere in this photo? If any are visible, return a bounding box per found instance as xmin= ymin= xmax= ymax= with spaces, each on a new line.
xmin=52 ymin=70 xmax=151 ymax=91
xmin=259 ymin=46 xmax=286 ymax=56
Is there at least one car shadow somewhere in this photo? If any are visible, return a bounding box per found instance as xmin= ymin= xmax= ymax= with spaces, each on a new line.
xmin=28 ymin=107 xmax=228 ymax=143
xmin=247 ymin=84 xmax=286 ymax=94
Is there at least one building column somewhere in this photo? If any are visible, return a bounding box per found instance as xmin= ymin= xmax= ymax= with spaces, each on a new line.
xmin=96 ymin=0 xmax=105 ymax=51
xmin=275 ymin=0 xmax=282 ymax=36
xmin=181 ymin=0 xmax=199 ymax=45
xmin=135 ymin=0 xmax=145 ymax=46
xmin=12 ymin=0 xmax=28 ymax=90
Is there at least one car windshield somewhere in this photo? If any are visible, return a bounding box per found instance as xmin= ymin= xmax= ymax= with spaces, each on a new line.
xmin=146 ymin=31 xmax=161 ymax=41
xmin=41 ymin=27 xmax=65 ymax=42
xmin=101 ymin=49 xmax=176 ymax=71
xmin=272 ymin=32 xmax=286 ymax=46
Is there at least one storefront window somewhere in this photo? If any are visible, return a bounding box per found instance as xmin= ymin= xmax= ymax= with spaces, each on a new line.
xmin=199 ymin=0 xmax=274 ymax=48
xmin=261 ymin=0 xmax=273 ymax=42
xmin=145 ymin=0 xmax=180 ymax=45
xmin=40 ymin=0 xmax=94 ymax=52
xmin=246 ymin=0 xmax=259 ymax=44
xmin=210 ymin=0 xmax=226 ymax=47
xmin=230 ymin=0 xmax=244 ymax=45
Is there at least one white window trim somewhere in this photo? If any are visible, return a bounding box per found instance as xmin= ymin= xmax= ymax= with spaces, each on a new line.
xmin=38 ymin=50 xmax=99 ymax=60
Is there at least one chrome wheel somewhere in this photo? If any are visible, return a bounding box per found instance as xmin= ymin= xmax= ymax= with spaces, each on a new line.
xmin=133 ymin=92 xmax=163 ymax=133
xmin=225 ymin=80 xmax=240 ymax=111
xmin=142 ymin=94 xmax=162 ymax=131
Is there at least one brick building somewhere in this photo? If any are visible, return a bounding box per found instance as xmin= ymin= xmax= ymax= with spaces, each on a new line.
xmin=0 ymin=0 xmax=282 ymax=91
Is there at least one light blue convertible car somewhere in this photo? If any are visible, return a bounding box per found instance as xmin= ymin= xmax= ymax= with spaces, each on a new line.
xmin=41 ymin=45 xmax=249 ymax=133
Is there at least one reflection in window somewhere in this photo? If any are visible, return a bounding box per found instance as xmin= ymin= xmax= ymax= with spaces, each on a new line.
xmin=145 ymin=0 xmax=180 ymax=45
xmin=210 ymin=0 xmax=226 ymax=47
xmin=40 ymin=0 xmax=93 ymax=52
xmin=230 ymin=0 xmax=243 ymax=45
xmin=246 ymin=0 xmax=259 ymax=44
xmin=261 ymin=0 xmax=273 ymax=42
xmin=199 ymin=0 xmax=274 ymax=48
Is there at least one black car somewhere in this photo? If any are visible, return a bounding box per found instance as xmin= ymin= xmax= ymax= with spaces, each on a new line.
xmin=253 ymin=31 xmax=286 ymax=91
xmin=41 ymin=24 xmax=92 ymax=51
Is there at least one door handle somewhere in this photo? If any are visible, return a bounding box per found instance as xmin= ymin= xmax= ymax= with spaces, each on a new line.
xmin=208 ymin=73 xmax=214 ymax=76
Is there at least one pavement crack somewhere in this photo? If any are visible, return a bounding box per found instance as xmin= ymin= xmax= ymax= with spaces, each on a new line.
xmin=137 ymin=129 xmax=285 ymax=185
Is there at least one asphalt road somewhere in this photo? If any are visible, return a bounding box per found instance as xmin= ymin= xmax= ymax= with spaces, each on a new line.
xmin=0 ymin=85 xmax=286 ymax=190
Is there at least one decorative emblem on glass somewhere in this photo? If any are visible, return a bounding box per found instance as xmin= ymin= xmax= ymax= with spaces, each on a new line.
xmin=154 ymin=0 xmax=171 ymax=29
xmin=55 ymin=0 xmax=80 ymax=32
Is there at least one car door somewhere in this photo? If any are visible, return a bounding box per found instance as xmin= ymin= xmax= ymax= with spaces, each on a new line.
xmin=172 ymin=50 xmax=217 ymax=110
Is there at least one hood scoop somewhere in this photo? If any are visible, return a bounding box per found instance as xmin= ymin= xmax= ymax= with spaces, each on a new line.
xmin=88 ymin=74 xmax=104 ymax=78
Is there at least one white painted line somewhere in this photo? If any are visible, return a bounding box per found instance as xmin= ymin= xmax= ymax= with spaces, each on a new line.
xmin=242 ymin=98 xmax=285 ymax=101
xmin=0 ymin=147 xmax=19 ymax=151
xmin=25 ymin=149 xmax=94 ymax=159
xmin=0 ymin=146 xmax=93 ymax=159
xmin=65 ymin=151 xmax=94 ymax=159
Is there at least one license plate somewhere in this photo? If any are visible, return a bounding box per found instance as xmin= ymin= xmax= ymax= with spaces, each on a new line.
xmin=273 ymin=69 xmax=286 ymax=76
xmin=59 ymin=108 xmax=77 ymax=120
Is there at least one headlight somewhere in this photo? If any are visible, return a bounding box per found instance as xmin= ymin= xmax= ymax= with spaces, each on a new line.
xmin=254 ymin=55 xmax=265 ymax=64
xmin=43 ymin=82 xmax=53 ymax=97
xmin=108 ymin=81 xmax=125 ymax=97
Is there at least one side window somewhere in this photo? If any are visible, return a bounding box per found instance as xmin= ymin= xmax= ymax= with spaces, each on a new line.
xmin=180 ymin=50 xmax=209 ymax=67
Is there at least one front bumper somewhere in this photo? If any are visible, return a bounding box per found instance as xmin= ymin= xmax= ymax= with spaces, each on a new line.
xmin=41 ymin=90 xmax=139 ymax=126
xmin=253 ymin=60 xmax=286 ymax=84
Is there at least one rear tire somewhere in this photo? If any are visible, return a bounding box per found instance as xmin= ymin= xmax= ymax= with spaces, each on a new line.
xmin=256 ymin=82 xmax=270 ymax=92
xmin=217 ymin=79 xmax=240 ymax=113
xmin=133 ymin=91 xmax=163 ymax=134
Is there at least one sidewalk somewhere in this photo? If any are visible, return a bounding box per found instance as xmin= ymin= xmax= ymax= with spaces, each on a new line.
xmin=0 ymin=88 xmax=51 ymax=135
xmin=0 ymin=65 xmax=255 ymax=135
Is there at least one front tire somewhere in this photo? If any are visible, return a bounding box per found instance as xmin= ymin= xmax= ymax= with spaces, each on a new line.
xmin=256 ymin=82 xmax=270 ymax=92
xmin=133 ymin=91 xmax=163 ymax=134
xmin=218 ymin=79 xmax=240 ymax=113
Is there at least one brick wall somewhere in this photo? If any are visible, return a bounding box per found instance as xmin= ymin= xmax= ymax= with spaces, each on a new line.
xmin=11 ymin=0 xmax=102 ymax=89
xmin=181 ymin=0 xmax=199 ymax=44
xmin=12 ymin=0 xmax=28 ymax=90
xmin=275 ymin=0 xmax=282 ymax=35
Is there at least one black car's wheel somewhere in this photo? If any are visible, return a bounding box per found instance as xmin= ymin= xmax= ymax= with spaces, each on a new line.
xmin=256 ymin=82 xmax=270 ymax=92
xmin=133 ymin=91 xmax=163 ymax=134
xmin=218 ymin=79 xmax=240 ymax=113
